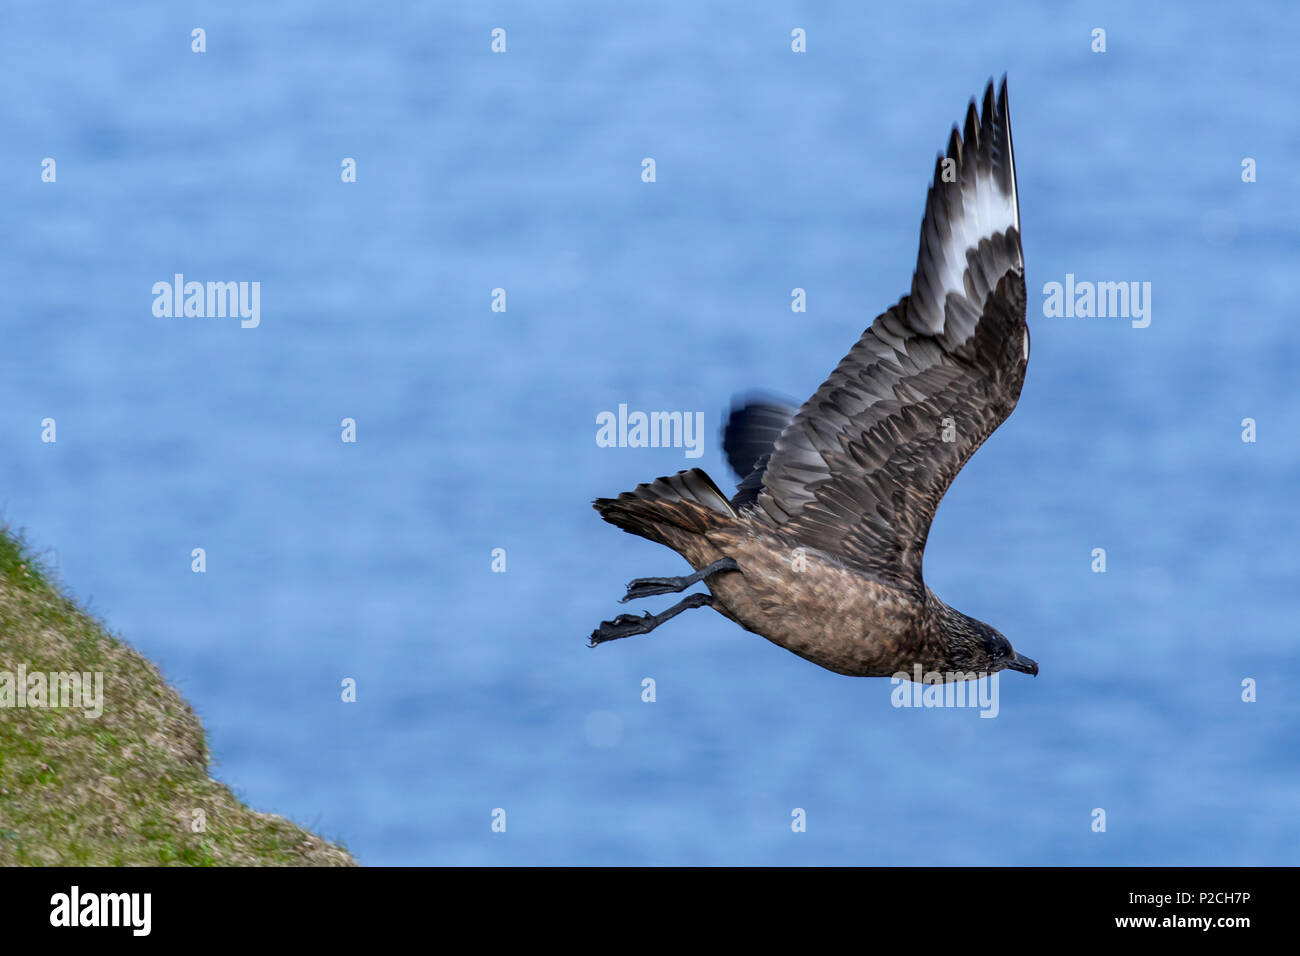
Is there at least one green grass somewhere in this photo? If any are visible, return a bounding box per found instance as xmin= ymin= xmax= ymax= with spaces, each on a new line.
xmin=0 ymin=526 xmax=356 ymax=866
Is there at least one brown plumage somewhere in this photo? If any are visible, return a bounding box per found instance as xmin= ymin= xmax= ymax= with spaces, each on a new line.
xmin=590 ymin=78 xmax=1038 ymax=682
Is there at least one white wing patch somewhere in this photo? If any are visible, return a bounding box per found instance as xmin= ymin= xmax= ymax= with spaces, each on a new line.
xmin=934 ymin=166 xmax=1019 ymax=306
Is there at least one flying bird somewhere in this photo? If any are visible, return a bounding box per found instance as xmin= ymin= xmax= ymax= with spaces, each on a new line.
xmin=590 ymin=78 xmax=1037 ymax=682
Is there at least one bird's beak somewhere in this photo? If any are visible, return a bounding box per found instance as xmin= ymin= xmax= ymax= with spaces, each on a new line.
xmin=1005 ymin=653 xmax=1039 ymax=676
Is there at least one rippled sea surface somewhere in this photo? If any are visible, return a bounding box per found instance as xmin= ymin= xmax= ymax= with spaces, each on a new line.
xmin=2 ymin=1 xmax=1297 ymax=864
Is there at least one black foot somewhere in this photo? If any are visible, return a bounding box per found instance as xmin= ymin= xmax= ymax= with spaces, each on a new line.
xmin=620 ymin=557 xmax=739 ymax=603
xmin=589 ymin=611 xmax=658 ymax=645
xmin=620 ymin=578 xmax=687 ymax=601
xmin=589 ymin=592 xmax=713 ymax=647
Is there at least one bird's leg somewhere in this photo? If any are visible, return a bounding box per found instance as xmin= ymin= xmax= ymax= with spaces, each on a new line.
xmin=589 ymin=592 xmax=714 ymax=647
xmin=619 ymin=557 xmax=739 ymax=603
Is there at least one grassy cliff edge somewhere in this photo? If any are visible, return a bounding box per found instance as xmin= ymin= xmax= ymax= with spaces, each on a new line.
xmin=0 ymin=526 xmax=355 ymax=865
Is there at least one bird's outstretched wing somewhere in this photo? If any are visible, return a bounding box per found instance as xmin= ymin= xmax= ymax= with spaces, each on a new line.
xmin=750 ymin=77 xmax=1027 ymax=592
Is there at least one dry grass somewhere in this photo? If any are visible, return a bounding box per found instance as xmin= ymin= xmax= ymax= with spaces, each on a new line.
xmin=0 ymin=526 xmax=356 ymax=865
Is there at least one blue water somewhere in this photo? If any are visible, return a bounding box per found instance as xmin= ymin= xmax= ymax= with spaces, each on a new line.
xmin=3 ymin=1 xmax=1298 ymax=865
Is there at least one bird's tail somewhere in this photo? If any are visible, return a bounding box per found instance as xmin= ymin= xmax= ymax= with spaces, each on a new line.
xmin=593 ymin=468 xmax=736 ymax=547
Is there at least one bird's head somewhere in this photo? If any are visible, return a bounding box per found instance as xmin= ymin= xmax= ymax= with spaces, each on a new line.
xmin=943 ymin=611 xmax=1038 ymax=678
xmin=980 ymin=624 xmax=1038 ymax=677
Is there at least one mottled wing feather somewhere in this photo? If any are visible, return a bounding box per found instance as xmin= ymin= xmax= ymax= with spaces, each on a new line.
xmin=752 ymin=77 xmax=1027 ymax=591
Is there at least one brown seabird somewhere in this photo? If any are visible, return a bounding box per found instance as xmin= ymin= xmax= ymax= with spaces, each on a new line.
xmin=590 ymin=78 xmax=1038 ymax=681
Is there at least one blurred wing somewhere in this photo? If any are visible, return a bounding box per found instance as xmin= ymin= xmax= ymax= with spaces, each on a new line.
xmin=752 ymin=78 xmax=1028 ymax=592
xmin=722 ymin=395 xmax=798 ymax=508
